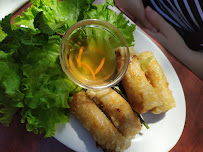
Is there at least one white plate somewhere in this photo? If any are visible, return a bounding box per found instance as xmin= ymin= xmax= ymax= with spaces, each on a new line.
xmin=54 ymin=25 xmax=186 ymax=152
xmin=0 ymin=0 xmax=29 ymax=20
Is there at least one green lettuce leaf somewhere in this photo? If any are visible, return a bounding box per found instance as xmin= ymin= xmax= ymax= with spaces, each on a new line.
xmin=0 ymin=51 xmax=24 ymax=105
xmin=84 ymin=2 xmax=136 ymax=46
xmin=20 ymin=35 xmax=79 ymax=137
xmin=0 ymin=95 xmax=19 ymax=126
xmin=0 ymin=22 xmax=7 ymax=42
xmin=106 ymin=0 xmax=114 ymax=6
xmin=34 ymin=11 xmax=56 ymax=35
xmin=21 ymin=107 xmax=70 ymax=137
xmin=0 ymin=51 xmax=24 ymax=126
xmin=14 ymin=6 xmax=41 ymax=30
xmin=14 ymin=0 xmax=95 ymax=32
xmin=0 ymin=14 xmax=24 ymax=126
xmin=0 ymin=8 xmax=80 ymax=136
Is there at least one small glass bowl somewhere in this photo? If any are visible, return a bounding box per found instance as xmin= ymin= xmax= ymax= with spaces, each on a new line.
xmin=59 ymin=19 xmax=129 ymax=90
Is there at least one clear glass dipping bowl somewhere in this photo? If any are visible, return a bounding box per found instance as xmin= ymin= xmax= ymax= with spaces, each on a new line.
xmin=59 ymin=19 xmax=129 ymax=90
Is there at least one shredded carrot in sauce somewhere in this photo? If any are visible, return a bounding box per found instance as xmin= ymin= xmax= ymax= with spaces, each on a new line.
xmin=95 ymin=57 xmax=105 ymax=75
xmin=76 ymin=58 xmax=79 ymax=66
xmin=77 ymin=46 xmax=84 ymax=67
xmin=93 ymin=47 xmax=103 ymax=55
xmin=71 ymin=46 xmax=106 ymax=80
xmin=81 ymin=62 xmax=95 ymax=80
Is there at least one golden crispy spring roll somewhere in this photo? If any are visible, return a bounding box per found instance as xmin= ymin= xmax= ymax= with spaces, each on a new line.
xmin=136 ymin=51 xmax=176 ymax=114
xmin=87 ymin=88 xmax=141 ymax=140
xmin=115 ymin=47 xmax=162 ymax=114
xmin=69 ymin=91 xmax=130 ymax=152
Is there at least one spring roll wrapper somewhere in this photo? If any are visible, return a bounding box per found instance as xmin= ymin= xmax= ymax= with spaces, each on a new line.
xmin=136 ymin=51 xmax=176 ymax=114
xmin=115 ymin=47 xmax=162 ymax=114
xmin=87 ymin=88 xmax=141 ymax=140
xmin=69 ymin=91 xmax=130 ymax=152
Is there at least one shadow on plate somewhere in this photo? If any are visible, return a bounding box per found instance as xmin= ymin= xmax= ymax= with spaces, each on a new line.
xmin=141 ymin=112 xmax=166 ymax=124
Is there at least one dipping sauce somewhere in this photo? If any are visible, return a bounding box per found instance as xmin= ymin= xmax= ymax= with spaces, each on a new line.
xmin=60 ymin=19 xmax=130 ymax=90
xmin=65 ymin=27 xmax=118 ymax=85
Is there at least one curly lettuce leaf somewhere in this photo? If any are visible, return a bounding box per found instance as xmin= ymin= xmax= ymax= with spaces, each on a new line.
xmin=34 ymin=11 xmax=56 ymax=35
xmin=13 ymin=6 xmax=41 ymax=30
xmin=0 ymin=95 xmax=19 ymax=126
xmin=84 ymin=2 xmax=136 ymax=46
xmin=0 ymin=14 xmax=41 ymax=53
xmin=20 ymin=35 xmax=80 ymax=137
xmin=0 ymin=51 xmax=24 ymax=104
xmin=0 ymin=51 xmax=24 ymax=126
xmin=1 ymin=14 xmax=13 ymax=35
xmin=106 ymin=0 xmax=114 ymax=6
xmin=0 ymin=22 xmax=7 ymax=42
xmin=0 ymin=15 xmax=24 ymax=126
xmin=0 ymin=10 xmax=80 ymax=136
xmin=21 ymin=107 xmax=70 ymax=137
xmin=14 ymin=0 xmax=95 ymax=32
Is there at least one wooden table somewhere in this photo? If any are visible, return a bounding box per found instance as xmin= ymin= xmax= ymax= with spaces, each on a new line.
xmin=1 ymin=2 xmax=202 ymax=152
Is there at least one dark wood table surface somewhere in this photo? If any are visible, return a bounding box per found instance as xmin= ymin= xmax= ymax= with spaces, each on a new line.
xmin=1 ymin=2 xmax=202 ymax=152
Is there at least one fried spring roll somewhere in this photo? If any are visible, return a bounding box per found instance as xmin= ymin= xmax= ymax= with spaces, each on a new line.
xmin=116 ymin=47 xmax=162 ymax=114
xmin=70 ymin=91 xmax=130 ymax=152
xmin=136 ymin=51 xmax=176 ymax=114
xmin=87 ymin=88 xmax=141 ymax=140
